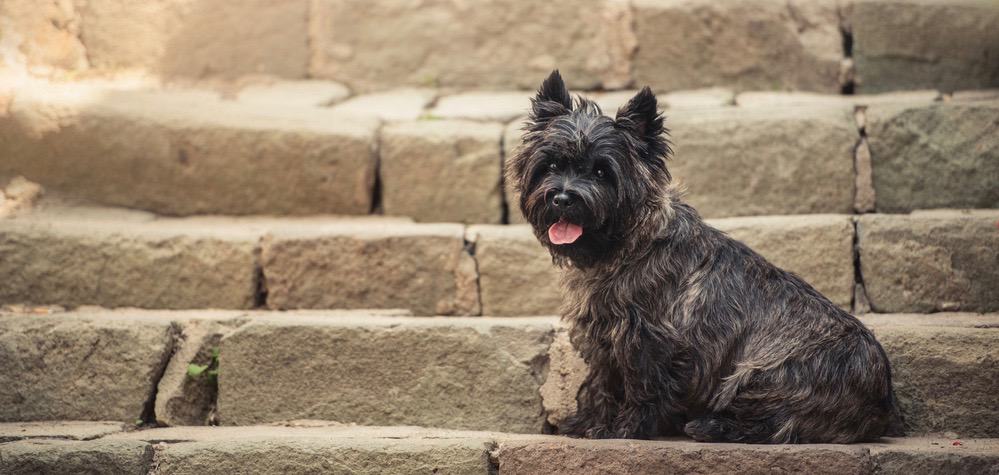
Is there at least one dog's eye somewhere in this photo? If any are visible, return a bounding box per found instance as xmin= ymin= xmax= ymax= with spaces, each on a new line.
xmin=548 ymin=162 xmax=558 ymax=172
xmin=594 ymin=167 xmax=606 ymax=179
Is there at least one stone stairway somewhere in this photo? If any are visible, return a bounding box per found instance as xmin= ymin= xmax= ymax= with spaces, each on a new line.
xmin=2 ymin=0 xmax=999 ymax=473
xmin=2 ymin=423 xmax=998 ymax=475
xmin=3 ymin=80 xmax=997 ymax=222
xmin=1 ymin=309 xmax=997 ymax=473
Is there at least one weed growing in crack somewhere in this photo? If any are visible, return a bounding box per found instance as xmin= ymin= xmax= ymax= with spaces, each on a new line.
xmin=187 ymin=347 xmax=220 ymax=381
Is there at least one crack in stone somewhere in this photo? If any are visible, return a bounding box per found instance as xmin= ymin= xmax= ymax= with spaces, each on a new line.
xmin=141 ymin=322 xmax=182 ymax=426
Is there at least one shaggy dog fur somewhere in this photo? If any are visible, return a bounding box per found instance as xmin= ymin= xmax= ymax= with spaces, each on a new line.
xmin=506 ymin=71 xmax=898 ymax=443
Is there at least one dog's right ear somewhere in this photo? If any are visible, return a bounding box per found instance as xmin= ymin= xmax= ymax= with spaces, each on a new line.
xmin=529 ymin=70 xmax=572 ymax=125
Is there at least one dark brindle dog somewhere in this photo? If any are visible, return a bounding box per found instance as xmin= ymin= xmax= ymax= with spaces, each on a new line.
xmin=507 ymin=71 xmax=898 ymax=443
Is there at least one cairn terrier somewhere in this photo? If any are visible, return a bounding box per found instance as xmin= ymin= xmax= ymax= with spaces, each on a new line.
xmin=506 ymin=71 xmax=898 ymax=443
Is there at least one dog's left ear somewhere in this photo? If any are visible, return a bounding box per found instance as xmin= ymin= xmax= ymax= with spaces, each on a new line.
xmin=616 ymin=87 xmax=670 ymax=161
xmin=529 ymin=70 xmax=573 ymax=126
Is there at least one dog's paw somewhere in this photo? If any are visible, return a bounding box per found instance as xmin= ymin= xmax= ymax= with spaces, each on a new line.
xmin=683 ymin=418 xmax=729 ymax=442
xmin=558 ymin=415 xmax=613 ymax=439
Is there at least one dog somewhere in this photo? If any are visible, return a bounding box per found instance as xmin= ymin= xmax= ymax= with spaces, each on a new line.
xmin=506 ymin=71 xmax=898 ymax=443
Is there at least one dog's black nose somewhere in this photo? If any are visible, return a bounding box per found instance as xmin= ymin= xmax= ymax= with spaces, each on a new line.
xmin=552 ymin=192 xmax=574 ymax=208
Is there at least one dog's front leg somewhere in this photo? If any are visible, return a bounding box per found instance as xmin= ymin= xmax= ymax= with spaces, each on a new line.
xmin=558 ymin=349 xmax=622 ymax=439
xmin=611 ymin=319 xmax=689 ymax=439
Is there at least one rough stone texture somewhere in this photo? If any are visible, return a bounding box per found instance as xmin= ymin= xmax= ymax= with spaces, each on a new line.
xmin=849 ymin=0 xmax=999 ymax=93
xmin=870 ymin=437 xmax=999 ymax=475
xmin=711 ymin=214 xmax=855 ymax=308
xmin=261 ymin=220 xmax=478 ymax=315
xmin=0 ymin=206 xmax=259 ymax=309
xmin=543 ymin=313 xmax=999 ymax=438
xmin=309 ymin=0 xmax=634 ymax=92
xmin=0 ymin=0 xmax=88 ymax=74
xmin=858 ymin=211 xmax=999 ymax=313
xmin=503 ymin=117 xmax=530 ymax=224
xmin=497 ymin=437 xmax=874 ymax=474
xmin=735 ymin=90 xmax=941 ymax=108
xmin=951 ymin=89 xmax=999 ymax=103
xmin=0 ymin=311 xmax=175 ymax=422
xmin=662 ymin=88 xmax=736 ymax=109
xmin=669 ymin=105 xmax=857 ymax=218
xmin=0 ymin=439 xmax=153 ymax=475
xmin=0 ymin=82 xmax=378 ymax=215
xmin=0 ymin=175 xmax=44 ymax=219
xmin=78 ymin=0 xmax=309 ymax=79
xmin=468 ymin=225 xmax=562 ymax=316
xmin=854 ymin=137 xmax=876 ymax=213
xmin=0 ymin=422 xmax=125 ymax=443
xmin=234 ymin=80 xmax=350 ymax=108
xmin=862 ymin=313 xmax=999 ymax=437
xmin=217 ymin=315 xmax=556 ymax=432
xmin=539 ymin=329 xmax=586 ymax=426
xmin=328 ymin=88 xmax=437 ymax=122
xmin=633 ymin=0 xmax=846 ymax=93
xmin=109 ymin=425 xmax=496 ymax=475
xmin=430 ymin=92 xmax=531 ymax=122
xmin=865 ymin=101 xmax=999 ymax=212
xmin=155 ymin=318 xmax=247 ymax=427
xmin=381 ymin=120 xmax=504 ymax=224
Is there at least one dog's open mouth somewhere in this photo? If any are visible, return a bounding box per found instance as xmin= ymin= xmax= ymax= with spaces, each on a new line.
xmin=548 ymin=218 xmax=583 ymax=245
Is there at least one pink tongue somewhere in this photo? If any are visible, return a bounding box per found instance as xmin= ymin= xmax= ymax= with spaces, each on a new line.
xmin=548 ymin=219 xmax=583 ymax=245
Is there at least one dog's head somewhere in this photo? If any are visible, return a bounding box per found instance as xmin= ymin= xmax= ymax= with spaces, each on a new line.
xmin=507 ymin=71 xmax=672 ymax=267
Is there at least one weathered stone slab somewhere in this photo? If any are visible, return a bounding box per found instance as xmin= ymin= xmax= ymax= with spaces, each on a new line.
xmin=430 ymin=92 xmax=531 ymax=122
xmin=0 ymin=82 xmax=378 ymax=215
xmin=381 ymin=120 xmax=504 ymax=224
xmin=849 ymin=0 xmax=999 ymax=93
xmin=869 ymin=437 xmax=999 ymax=475
xmin=0 ymin=311 xmax=175 ymax=422
xmin=711 ymin=214 xmax=855 ymax=308
xmin=503 ymin=117 xmax=530 ymax=224
xmin=865 ymin=101 xmax=999 ymax=212
xmin=0 ymin=439 xmax=152 ymax=475
xmin=496 ymin=437 xmax=873 ymax=474
xmin=79 ymin=0 xmax=309 ymax=79
xmin=261 ymin=221 xmax=478 ymax=315
xmin=235 ymin=80 xmax=350 ymax=108
xmin=863 ymin=314 xmax=999 ymax=438
xmin=468 ymin=225 xmax=562 ymax=316
xmin=633 ymin=0 xmax=846 ymax=93
xmin=112 ymin=425 xmax=500 ymax=475
xmin=951 ymin=89 xmax=999 ymax=103
xmin=0 ymin=421 xmax=125 ymax=443
xmin=669 ymin=105 xmax=857 ymax=217
xmin=0 ymin=206 xmax=259 ymax=309
xmin=858 ymin=211 xmax=999 ymax=313
xmin=735 ymin=90 xmax=940 ymax=108
xmin=309 ymin=0 xmax=633 ymax=92
xmin=328 ymin=88 xmax=437 ymax=122
xmin=539 ymin=329 xmax=586 ymax=426
xmin=217 ymin=315 xmax=556 ymax=432
xmin=0 ymin=0 xmax=88 ymax=74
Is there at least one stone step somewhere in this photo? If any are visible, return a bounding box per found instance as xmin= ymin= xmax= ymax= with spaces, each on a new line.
xmin=0 ymin=310 xmax=996 ymax=438
xmin=0 ymin=424 xmax=997 ymax=475
xmin=3 ymin=80 xmax=997 ymax=221
xmin=5 ymin=0 xmax=997 ymax=95
xmin=2 ymin=206 xmax=997 ymax=314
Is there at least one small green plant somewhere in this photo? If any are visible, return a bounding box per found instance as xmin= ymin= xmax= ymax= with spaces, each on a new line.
xmin=187 ymin=347 xmax=220 ymax=381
